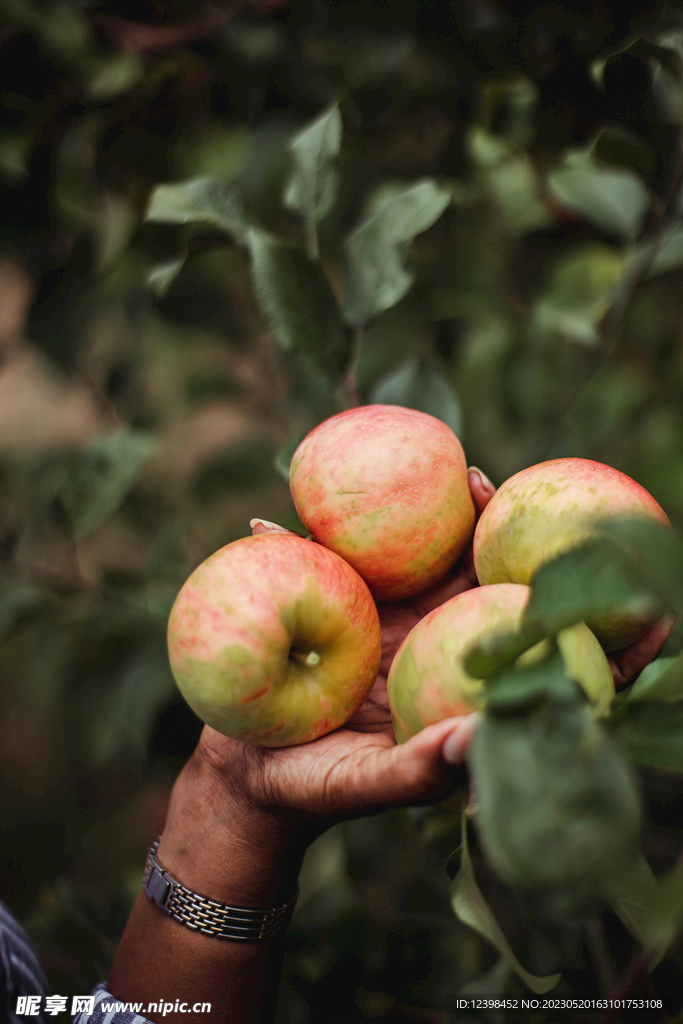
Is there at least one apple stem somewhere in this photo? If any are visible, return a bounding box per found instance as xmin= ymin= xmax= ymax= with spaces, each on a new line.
xmin=290 ymin=649 xmax=321 ymax=667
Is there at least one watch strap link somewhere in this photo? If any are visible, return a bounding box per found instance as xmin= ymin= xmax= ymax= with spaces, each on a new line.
xmin=142 ymin=839 xmax=297 ymax=943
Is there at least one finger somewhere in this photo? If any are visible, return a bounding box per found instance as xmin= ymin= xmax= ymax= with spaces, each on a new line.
xmin=350 ymin=715 xmax=476 ymax=811
xmin=250 ymin=518 xmax=292 ymax=536
xmin=609 ymin=614 xmax=678 ymax=690
xmin=467 ymin=467 xmax=496 ymax=517
xmin=442 ymin=712 xmax=480 ymax=764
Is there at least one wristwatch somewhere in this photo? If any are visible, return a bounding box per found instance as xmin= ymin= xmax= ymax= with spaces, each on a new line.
xmin=142 ymin=838 xmax=297 ymax=942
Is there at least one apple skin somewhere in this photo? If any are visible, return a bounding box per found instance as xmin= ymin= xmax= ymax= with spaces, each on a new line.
xmin=387 ymin=583 xmax=614 ymax=743
xmin=473 ymin=458 xmax=670 ymax=651
xmin=289 ymin=405 xmax=476 ymax=601
xmin=167 ymin=533 xmax=382 ymax=747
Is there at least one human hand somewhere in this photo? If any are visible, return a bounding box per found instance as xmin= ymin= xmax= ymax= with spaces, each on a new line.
xmin=191 ymin=467 xmax=494 ymax=832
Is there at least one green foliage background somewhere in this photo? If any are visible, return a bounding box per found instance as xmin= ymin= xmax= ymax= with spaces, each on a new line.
xmin=3 ymin=0 xmax=683 ymax=1019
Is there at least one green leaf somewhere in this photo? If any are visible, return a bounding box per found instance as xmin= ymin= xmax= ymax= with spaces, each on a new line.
xmin=450 ymin=814 xmax=561 ymax=995
xmin=370 ymin=357 xmax=462 ymax=435
xmin=600 ymin=516 xmax=683 ymax=613
xmin=273 ymin=433 xmax=306 ymax=482
xmin=483 ymin=648 xmax=580 ymax=714
xmin=0 ymin=583 xmax=49 ymax=643
xmin=146 ymin=178 xmax=249 ymax=243
xmin=88 ymin=643 xmax=175 ymax=764
xmin=646 ymin=224 xmax=683 ymax=279
xmin=547 ymin=150 xmax=650 ymax=240
xmin=51 ymin=428 xmax=159 ymax=538
xmin=343 ymin=180 xmax=451 ymax=327
xmin=611 ymin=855 xmax=683 ymax=966
xmin=463 ymin=627 xmax=543 ymax=680
xmin=487 ymin=156 xmax=553 ymax=235
xmin=148 ymin=254 xmax=188 ymax=298
xmin=247 ymin=228 xmax=350 ymax=379
xmin=522 ymin=535 xmax=660 ymax=639
xmin=532 ymin=246 xmax=626 ymax=347
xmin=469 ymin=685 xmax=642 ymax=917
xmin=284 ymin=105 xmax=343 ymax=256
xmin=609 ymin=701 xmax=683 ymax=773
xmin=623 ymin=655 xmax=683 ymax=704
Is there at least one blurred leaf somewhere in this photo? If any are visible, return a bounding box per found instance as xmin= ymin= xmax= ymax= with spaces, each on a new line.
xmin=487 ymin=156 xmax=553 ymax=235
xmin=609 ymin=701 xmax=683 ymax=773
xmin=51 ymin=429 xmax=159 ymax=539
xmin=522 ymin=535 xmax=661 ymax=639
xmin=464 ymin=627 xmax=542 ymax=680
xmin=469 ymin=679 xmax=642 ymax=917
xmin=148 ymin=254 xmax=188 ymax=298
xmin=88 ymin=643 xmax=175 ymax=764
xmin=0 ymin=583 xmax=49 ymax=643
xmin=532 ymin=246 xmax=626 ymax=347
xmin=247 ymin=228 xmax=350 ymax=379
xmin=600 ymin=516 xmax=683 ymax=612
xmin=483 ymin=647 xmax=580 ymax=714
xmin=284 ymin=105 xmax=342 ymax=256
xmin=146 ymin=178 xmax=249 ymax=243
xmin=343 ymin=180 xmax=451 ymax=326
xmin=652 ymin=62 xmax=683 ymax=124
xmin=646 ymin=224 xmax=683 ymax=278
xmin=592 ymin=127 xmax=655 ymax=182
xmin=622 ymin=655 xmax=683 ymax=703
xmin=370 ymin=357 xmax=462 ymax=435
xmin=481 ymin=76 xmax=537 ymax=148
xmin=450 ymin=814 xmax=561 ymax=995
xmin=84 ymin=53 xmax=144 ymax=100
xmin=547 ymin=150 xmax=650 ymax=240
xmin=611 ymin=855 xmax=683 ymax=966
xmin=274 ymin=433 xmax=306 ymax=482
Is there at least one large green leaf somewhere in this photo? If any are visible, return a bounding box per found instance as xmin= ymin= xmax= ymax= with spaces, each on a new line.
xmin=450 ymin=814 xmax=561 ymax=995
xmin=247 ymin=228 xmax=350 ymax=379
xmin=547 ymin=150 xmax=650 ymax=240
xmin=343 ymin=180 xmax=451 ymax=327
xmin=370 ymin=357 xmax=462 ymax=435
xmin=469 ymin=666 xmax=642 ymax=918
xmin=284 ymin=105 xmax=342 ymax=257
xmin=146 ymin=177 xmax=249 ymax=242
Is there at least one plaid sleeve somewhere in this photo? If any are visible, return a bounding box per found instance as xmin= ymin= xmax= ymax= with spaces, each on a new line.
xmin=71 ymin=983 xmax=155 ymax=1024
xmin=0 ymin=900 xmax=48 ymax=1024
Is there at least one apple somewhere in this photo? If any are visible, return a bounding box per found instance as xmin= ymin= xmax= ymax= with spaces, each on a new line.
xmin=289 ymin=405 xmax=475 ymax=601
xmin=167 ymin=532 xmax=382 ymax=747
xmin=387 ymin=583 xmax=614 ymax=743
xmin=473 ymin=458 xmax=670 ymax=651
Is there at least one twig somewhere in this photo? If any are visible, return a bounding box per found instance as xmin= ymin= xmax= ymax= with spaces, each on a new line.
xmin=343 ymin=325 xmax=364 ymax=407
xmin=586 ymin=916 xmax=617 ymax=995
xmin=95 ymin=1 xmax=248 ymax=53
xmin=541 ymin=140 xmax=683 ymax=457
xmin=598 ymin=949 xmax=654 ymax=1024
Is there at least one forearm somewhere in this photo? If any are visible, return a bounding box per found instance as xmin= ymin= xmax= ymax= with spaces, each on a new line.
xmin=107 ymin=738 xmax=306 ymax=1024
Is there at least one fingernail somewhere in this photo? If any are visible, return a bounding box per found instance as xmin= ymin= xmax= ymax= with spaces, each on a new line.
xmin=250 ymin=518 xmax=291 ymax=534
xmin=442 ymin=713 xmax=480 ymax=765
xmin=468 ymin=467 xmax=494 ymax=493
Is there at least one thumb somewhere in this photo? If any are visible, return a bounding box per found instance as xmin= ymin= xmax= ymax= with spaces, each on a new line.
xmin=357 ymin=714 xmax=479 ymax=811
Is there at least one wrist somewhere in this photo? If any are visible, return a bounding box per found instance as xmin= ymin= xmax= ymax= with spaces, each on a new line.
xmin=156 ymin=730 xmax=305 ymax=907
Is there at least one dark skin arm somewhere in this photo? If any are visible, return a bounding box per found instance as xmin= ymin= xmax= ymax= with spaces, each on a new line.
xmin=107 ymin=469 xmax=671 ymax=1023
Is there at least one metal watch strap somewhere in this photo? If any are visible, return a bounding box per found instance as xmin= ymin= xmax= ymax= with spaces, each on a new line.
xmin=142 ymin=838 xmax=297 ymax=943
